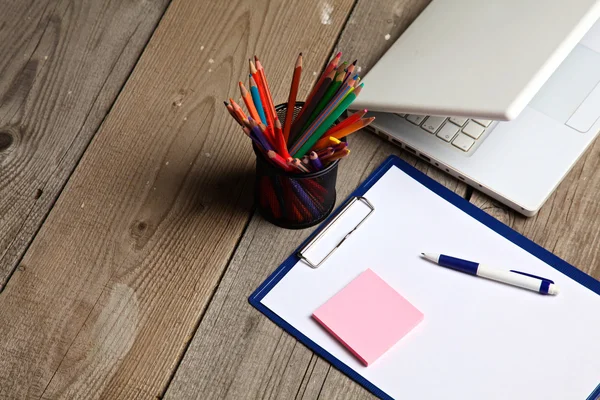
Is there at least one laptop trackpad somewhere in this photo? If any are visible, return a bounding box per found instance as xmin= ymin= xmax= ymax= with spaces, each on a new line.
xmin=529 ymin=45 xmax=600 ymax=132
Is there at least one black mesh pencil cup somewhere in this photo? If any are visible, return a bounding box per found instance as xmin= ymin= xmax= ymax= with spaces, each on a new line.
xmin=254 ymin=102 xmax=340 ymax=229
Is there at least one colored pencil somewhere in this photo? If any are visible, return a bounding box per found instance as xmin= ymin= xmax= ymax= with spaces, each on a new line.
xmin=329 ymin=117 xmax=375 ymax=140
xmin=292 ymin=84 xmax=362 ymax=158
xmin=224 ymin=101 xmax=242 ymax=125
xmin=249 ymin=119 xmax=273 ymax=151
xmin=289 ymin=78 xmax=355 ymax=156
xmin=229 ymin=98 xmax=247 ymax=122
xmin=263 ymin=178 xmax=282 ymax=218
xmin=322 ymin=148 xmax=350 ymax=163
xmin=344 ymin=59 xmax=357 ymax=81
xmin=290 ymin=158 xmax=310 ymax=173
xmin=327 ymin=109 xmax=367 ymax=136
xmin=295 ymin=52 xmax=341 ymax=121
xmin=268 ymin=150 xmax=293 ymax=171
xmin=255 ymin=56 xmax=276 ymax=122
xmin=273 ymin=119 xmax=291 ymax=159
xmin=250 ymin=59 xmax=274 ymax=129
xmin=316 ymin=146 xmax=334 ymax=158
xmin=239 ymin=81 xmax=261 ymax=123
xmin=303 ymin=69 xmax=345 ymax=130
xmin=312 ymin=116 xmax=374 ymax=150
xmin=249 ymin=76 xmax=267 ymax=124
xmin=309 ymin=151 xmax=323 ymax=170
xmin=290 ymin=180 xmax=320 ymax=217
xmin=289 ymin=69 xmax=335 ymax=144
xmin=284 ymin=53 xmax=302 ymax=143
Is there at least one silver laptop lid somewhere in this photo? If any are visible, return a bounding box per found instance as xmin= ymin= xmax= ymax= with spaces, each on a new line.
xmin=353 ymin=0 xmax=600 ymax=120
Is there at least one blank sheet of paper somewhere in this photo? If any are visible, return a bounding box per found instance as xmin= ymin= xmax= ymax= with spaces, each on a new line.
xmin=313 ymin=268 xmax=423 ymax=366
xmin=260 ymin=165 xmax=600 ymax=400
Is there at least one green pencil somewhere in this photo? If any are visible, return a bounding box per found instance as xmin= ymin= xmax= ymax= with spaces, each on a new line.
xmin=293 ymin=84 xmax=363 ymax=158
xmin=302 ymin=71 xmax=345 ymax=131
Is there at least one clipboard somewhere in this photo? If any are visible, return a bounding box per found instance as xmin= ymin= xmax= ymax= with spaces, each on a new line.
xmin=249 ymin=155 xmax=600 ymax=400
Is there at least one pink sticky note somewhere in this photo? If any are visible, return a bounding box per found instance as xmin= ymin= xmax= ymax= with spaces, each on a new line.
xmin=313 ymin=269 xmax=423 ymax=366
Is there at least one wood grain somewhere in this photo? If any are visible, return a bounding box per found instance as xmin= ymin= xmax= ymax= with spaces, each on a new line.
xmin=469 ymin=135 xmax=600 ymax=278
xmin=0 ymin=0 xmax=360 ymax=399
xmin=164 ymin=1 xmax=461 ymax=399
xmin=0 ymin=0 xmax=171 ymax=290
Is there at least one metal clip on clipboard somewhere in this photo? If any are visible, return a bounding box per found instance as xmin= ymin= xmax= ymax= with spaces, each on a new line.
xmin=297 ymin=196 xmax=374 ymax=269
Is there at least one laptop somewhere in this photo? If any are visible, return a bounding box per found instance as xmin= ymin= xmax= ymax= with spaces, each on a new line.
xmin=353 ymin=0 xmax=600 ymax=216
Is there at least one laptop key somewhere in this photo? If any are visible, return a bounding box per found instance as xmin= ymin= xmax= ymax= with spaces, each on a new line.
xmin=473 ymin=119 xmax=492 ymax=127
xmin=452 ymin=133 xmax=475 ymax=151
xmin=406 ymin=114 xmax=427 ymax=125
xmin=422 ymin=116 xmax=446 ymax=133
xmin=436 ymin=123 xmax=459 ymax=142
xmin=395 ymin=113 xmax=407 ymax=118
xmin=449 ymin=117 xmax=468 ymax=127
xmin=462 ymin=121 xmax=485 ymax=139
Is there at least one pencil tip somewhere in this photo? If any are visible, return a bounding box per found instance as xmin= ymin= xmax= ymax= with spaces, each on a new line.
xmin=299 ymin=52 xmax=302 ymax=56
xmin=223 ymin=101 xmax=229 ymax=106
xmin=352 ymin=59 xmax=357 ymax=65
xmin=335 ymin=51 xmax=342 ymax=58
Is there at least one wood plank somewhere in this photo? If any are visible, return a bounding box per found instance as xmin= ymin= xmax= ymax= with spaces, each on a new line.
xmin=469 ymin=136 xmax=600 ymax=279
xmin=164 ymin=1 xmax=462 ymax=399
xmin=0 ymin=0 xmax=360 ymax=399
xmin=0 ymin=0 xmax=171 ymax=290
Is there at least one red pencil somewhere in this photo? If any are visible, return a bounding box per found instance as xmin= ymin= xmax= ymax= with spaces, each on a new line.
xmin=255 ymin=56 xmax=276 ymax=123
xmin=283 ymin=53 xmax=303 ymax=143
xmin=273 ymin=119 xmax=291 ymax=159
xmin=268 ymin=150 xmax=293 ymax=171
xmin=250 ymin=59 xmax=274 ymax=130
xmin=328 ymin=109 xmax=367 ymax=136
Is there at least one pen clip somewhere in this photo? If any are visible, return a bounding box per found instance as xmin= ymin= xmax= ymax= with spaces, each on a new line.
xmin=510 ymin=270 xmax=554 ymax=284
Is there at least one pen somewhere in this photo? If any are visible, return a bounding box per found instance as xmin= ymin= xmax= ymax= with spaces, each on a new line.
xmin=421 ymin=253 xmax=560 ymax=295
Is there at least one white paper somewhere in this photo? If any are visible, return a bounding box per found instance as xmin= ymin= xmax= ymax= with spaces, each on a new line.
xmin=261 ymin=166 xmax=600 ymax=400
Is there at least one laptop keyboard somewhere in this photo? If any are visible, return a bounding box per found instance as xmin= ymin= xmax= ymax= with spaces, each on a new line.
xmin=397 ymin=114 xmax=494 ymax=152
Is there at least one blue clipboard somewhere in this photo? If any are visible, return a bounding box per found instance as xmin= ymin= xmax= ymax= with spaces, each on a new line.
xmin=249 ymin=155 xmax=600 ymax=400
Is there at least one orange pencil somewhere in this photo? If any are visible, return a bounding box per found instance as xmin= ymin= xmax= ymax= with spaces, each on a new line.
xmin=312 ymin=117 xmax=375 ymax=150
xmin=283 ymin=53 xmax=303 ymax=143
xmin=250 ymin=59 xmax=274 ymax=129
xmin=239 ymin=81 xmax=261 ymax=123
xmin=327 ymin=109 xmax=367 ymax=136
xmin=296 ymin=52 xmax=341 ymax=120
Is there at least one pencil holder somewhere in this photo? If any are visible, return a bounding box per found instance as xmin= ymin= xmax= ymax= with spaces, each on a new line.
xmin=254 ymin=102 xmax=341 ymax=229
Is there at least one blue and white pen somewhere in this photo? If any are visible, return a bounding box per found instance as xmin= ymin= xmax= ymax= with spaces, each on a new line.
xmin=421 ymin=253 xmax=560 ymax=295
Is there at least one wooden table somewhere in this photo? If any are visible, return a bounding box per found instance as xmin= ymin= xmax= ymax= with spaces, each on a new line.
xmin=1 ymin=0 xmax=599 ymax=398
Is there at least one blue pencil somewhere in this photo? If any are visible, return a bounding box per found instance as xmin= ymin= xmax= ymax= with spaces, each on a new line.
xmin=250 ymin=75 xmax=267 ymax=125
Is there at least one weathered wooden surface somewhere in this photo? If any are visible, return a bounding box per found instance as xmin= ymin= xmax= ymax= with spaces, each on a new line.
xmin=3 ymin=0 xmax=598 ymax=397
xmin=0 ymin=0 xmax=359 ymax=398
xmin=164 ymin=1 xmax=463 ymax=399
xmin=0 ymin=0 xmax=171 ymax=290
